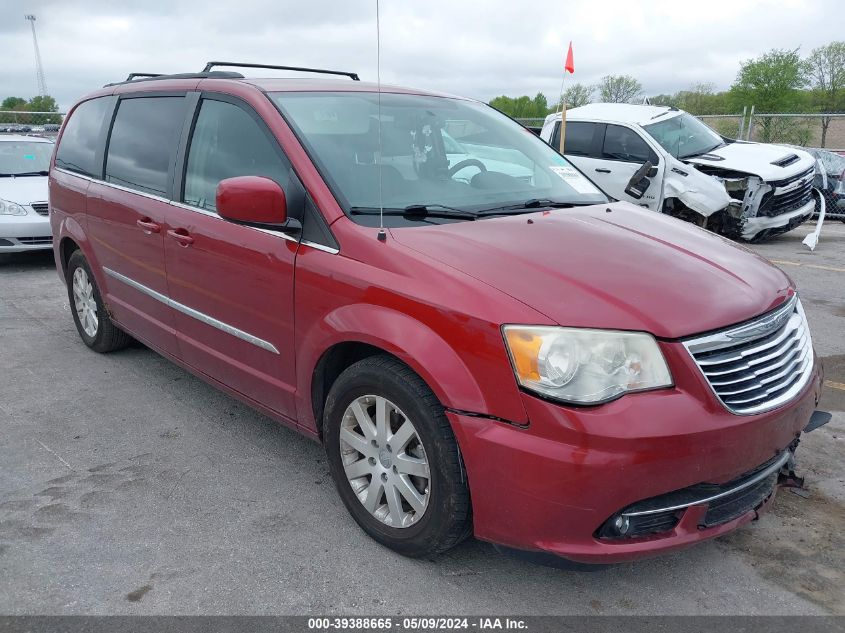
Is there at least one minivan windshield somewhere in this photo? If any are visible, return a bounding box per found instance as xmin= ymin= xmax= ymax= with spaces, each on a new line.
xmin=643 ymin=113 xmax=724 ymax=159
xmin=0 ymin=140 xmax=52 ymax=176
xmin=272 ymin=92 xmax=607 ymax=225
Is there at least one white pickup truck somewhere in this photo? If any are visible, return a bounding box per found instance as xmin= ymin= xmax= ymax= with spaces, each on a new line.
xmin=540 ymin=103 xmax=816 ymax=241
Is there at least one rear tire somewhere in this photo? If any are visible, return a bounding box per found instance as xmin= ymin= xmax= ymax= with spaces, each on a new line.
xmin=66 ymin=251 xmax=132 ymax=353
xmin=323 ymin=355 xmax=471 ymax=557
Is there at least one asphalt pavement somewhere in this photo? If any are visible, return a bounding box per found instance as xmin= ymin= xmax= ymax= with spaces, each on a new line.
xmin=1 ymin=222 xmax=843 ymax=615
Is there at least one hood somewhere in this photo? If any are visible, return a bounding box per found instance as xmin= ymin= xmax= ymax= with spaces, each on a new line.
xmin=391 ymin=203 xmax=792 ymax=339
xmin=685 ymin=142 xmax=814 ymax=182
xmin=0 ymin=175 xmax=48 ymax=205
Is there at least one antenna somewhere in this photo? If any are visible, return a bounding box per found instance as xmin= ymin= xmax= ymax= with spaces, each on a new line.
xmin=25 ymin=15 xmax=48 ymax=97
xmin=375 ymin=0 xmax=386 ymax=242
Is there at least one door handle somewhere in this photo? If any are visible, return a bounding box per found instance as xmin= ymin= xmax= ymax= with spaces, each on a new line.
xmin=136 ymin=218 xmax=161 ymax=234
xmin=167 ymin=228 xmax=195 ymax=247
xmin=595 ymin=168 xmax=612 ymax=174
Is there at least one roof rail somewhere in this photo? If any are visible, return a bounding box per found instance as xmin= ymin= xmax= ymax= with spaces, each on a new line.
xmin=103 ymin=71 xmax=245 ymax=88
xmin=202 ymin=61 xmax=360 ymax=81
xmin=126 ymin=73 xmax=164 ymax=81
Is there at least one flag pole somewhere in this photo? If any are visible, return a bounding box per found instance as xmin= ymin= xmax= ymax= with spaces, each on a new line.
xmin=559 ymin=71 xmax=567 ymax=154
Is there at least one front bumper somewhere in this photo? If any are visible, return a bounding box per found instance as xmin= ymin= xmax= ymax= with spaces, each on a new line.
xmin=449 ymin=347 xmax=822 ymax=564
xmin=741 ymin=199 xmax=814 ymax=240
xmin=0 ymin=213 xmax=52 ymax=252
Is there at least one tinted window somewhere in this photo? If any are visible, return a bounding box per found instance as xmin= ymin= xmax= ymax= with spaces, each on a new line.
xmin=184 ymin=99 xmax=289 ymax=212
xmin=602 ymin=125 xmax=656 ymax=163
xmin=55 ymin=97 xmax=110 ymax=177
xmin=551 ymin=121 xmax=597 ymax=157
xmin=105 ymin=97 xmax=185 ymax=196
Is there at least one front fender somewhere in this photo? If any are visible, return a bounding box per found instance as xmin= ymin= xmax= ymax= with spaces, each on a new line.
xmin=664 ymin=156 xmax=732 ymax=217
xmin=296 ymin=303 xmax=505 ymax=432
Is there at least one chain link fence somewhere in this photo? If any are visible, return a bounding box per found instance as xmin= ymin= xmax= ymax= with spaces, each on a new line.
xmin=0 ymin=111 xmax=66 ymax=137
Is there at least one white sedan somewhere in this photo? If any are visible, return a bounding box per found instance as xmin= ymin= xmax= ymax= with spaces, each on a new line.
xmin=0 ymin=134 xmax=53 ymax=253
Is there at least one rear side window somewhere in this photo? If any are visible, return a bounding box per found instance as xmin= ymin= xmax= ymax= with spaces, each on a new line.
xmin=602 ymin=125 xmax=657 ymax=163
xmin=105 ymin=97 xmax=186 ymax=197
xmin=551 ymin=121 xmax=598 ymax=157
xmin=183 ymin=99 xmax=289 ymax=212
xmin=55 ymin=98 xmax=110 ymax=177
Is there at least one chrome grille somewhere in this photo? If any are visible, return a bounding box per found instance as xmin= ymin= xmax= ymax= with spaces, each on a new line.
xmin=31 ymin=202 xmax=49 ymax=216
xmin=760 ymin=168 xmax=814 ymax=217
xmin=683 ymin=296 xmax=814 ymax=415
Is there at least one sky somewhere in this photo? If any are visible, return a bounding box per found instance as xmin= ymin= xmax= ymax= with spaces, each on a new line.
xmin=1 ymin=0 xmax=841 ymax=112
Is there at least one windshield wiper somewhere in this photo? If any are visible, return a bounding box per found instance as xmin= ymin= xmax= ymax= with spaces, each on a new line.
xmin=475 ymin=198 xmax=586 ymax=216
xmin=350 ymin=204 xmax=478 ymax=220
xmin=0 ymin=170 xmax=49 ymax=177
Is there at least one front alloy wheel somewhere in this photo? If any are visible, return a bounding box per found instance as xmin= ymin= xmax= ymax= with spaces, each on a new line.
xmin=340 ymin=395 xmax=431 ymax=528
xmin=324 ymin=355 xmax=471 ymax=557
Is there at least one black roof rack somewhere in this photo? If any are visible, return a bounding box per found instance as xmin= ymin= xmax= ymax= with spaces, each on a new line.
xmin=103 ymin=71 xmax=244 ymax=88
xmin=202 ymin=61 xmax=360 ymax=81
xmin=125 ymin=73 xmax=164 ymax=81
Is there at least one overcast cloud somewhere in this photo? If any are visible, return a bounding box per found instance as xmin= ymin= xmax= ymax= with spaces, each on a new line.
xmin=1 ymin=0 xmax=841 ymax=111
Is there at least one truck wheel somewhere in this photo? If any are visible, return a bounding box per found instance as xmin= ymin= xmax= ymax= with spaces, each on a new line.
xmin=323 ymin=355 xmax=472 ymax=557
xmin=66 ymin=251 xmax=132 ymax=353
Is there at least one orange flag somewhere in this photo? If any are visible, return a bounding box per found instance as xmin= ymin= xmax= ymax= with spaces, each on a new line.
xmin=564 ymin=42 xmax=574 ymax=74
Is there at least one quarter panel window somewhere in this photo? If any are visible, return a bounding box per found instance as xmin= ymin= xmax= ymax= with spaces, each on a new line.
xmin=105 ymin=97 xmax=186 ymax=197
xmin=183 ymin=99 xmax=289 ymax=212
xmin=602 ymin=125 xmax=657 ymax=163
xmin=55 ymin=97 xmax=110 ymax=177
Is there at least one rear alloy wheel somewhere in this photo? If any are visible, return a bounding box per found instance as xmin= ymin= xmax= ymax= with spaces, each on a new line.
xmin=65 ymin=251 xmax=132 ymax=353
xmin=324 ymin=355 xmax=471 ymax=557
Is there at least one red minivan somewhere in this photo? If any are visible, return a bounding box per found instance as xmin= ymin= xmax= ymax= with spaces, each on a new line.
xmin=49 ymin=63 xmax=825 ymax=565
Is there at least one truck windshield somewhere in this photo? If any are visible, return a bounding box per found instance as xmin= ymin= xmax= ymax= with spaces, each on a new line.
xmin=643 ymin=113 xmax=724 ymax=159
xmin=0 ymin=141 xmax=52 ymax=176
xmin=272 ymin=92 xmax=607 ymax=225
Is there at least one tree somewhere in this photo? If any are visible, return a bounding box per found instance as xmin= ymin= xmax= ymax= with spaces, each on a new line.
xmin=489 ymin=92 xmax=551 ymax=119
xmin=28 ymin=95 xmax=59 ymax=113
xmin=729 ymin=48 xmax=805 ymax=141
xmin=557 ymin=83 xmax=594 ymax=110
xmin=802 ymin=41 xmax=845 ymax=147
xmin=597 ymin=75 xmax=643 ymax=103
xmin=1 ymin=96 xmax=27 ymax=110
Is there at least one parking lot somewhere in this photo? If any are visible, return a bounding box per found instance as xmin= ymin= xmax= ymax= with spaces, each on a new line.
xmin=0 ymin=222 xmax=843 ymax=616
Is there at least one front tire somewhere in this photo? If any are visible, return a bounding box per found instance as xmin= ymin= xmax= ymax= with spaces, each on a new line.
xmin=323 ymin=355 xmax=471 ymax=557
xmin=66 ymin=251 xmax=132 ymax=353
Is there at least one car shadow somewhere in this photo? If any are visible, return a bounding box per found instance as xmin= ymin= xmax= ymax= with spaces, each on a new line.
xmin=0 ymin=250 xmax=55 ymax=270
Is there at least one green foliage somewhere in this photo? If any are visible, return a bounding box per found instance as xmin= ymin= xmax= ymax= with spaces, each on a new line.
xmin=1 ymin=97 xmax=27 ymax=110
xmin=802 ymin=41 xmax=845 ymax=146
xmin=729 ymin=48 xmax=806 ymax=141
xmin=558 ymin=83 xmax=594 ymax=110
xmin=489 ymin=92 xmax=550 ymax=119
xmin=0 ymin=95 xmax=62 ymax=124
xmin=597 ymin=75 xmax=643 ymax=103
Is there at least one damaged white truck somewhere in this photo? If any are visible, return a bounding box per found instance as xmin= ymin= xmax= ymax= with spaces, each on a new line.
xmin=540 ymin=103 xmax=816 ymax=241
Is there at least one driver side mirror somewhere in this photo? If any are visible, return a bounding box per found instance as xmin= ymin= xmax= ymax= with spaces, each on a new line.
xmin=216 ymin=176 xmax=301 ymax=233
xmin=624 ymin=161 xmax=654 ymax=200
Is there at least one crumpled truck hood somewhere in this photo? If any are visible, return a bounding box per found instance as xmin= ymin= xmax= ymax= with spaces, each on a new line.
xmin=391 ymin=202 xmax=792 ymax=339
xmin=685 ymin=142 xmax=815 ymax=182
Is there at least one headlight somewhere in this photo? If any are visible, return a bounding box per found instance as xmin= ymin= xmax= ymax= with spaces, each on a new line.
xmin=503 ymin=326 xmax=672 ymax=404
xmin=0 ymin=198 xmax=27 ymax=216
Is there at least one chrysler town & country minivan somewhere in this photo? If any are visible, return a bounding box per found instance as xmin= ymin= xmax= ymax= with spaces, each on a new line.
xmin=49 ymin=63 xmax=824 ymax=564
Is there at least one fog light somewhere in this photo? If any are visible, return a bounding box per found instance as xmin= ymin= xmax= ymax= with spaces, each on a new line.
xmin=613 ymin=515 xmax=630 ymax=535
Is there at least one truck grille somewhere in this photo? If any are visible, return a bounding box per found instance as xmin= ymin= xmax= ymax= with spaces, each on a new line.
xmin=759 ymin=168 xmax=814 ymax=217
xmin=683 ymin=296 xmax=814 ymax=415
xmin=30 ymin=202 xmax=49 ymax=216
